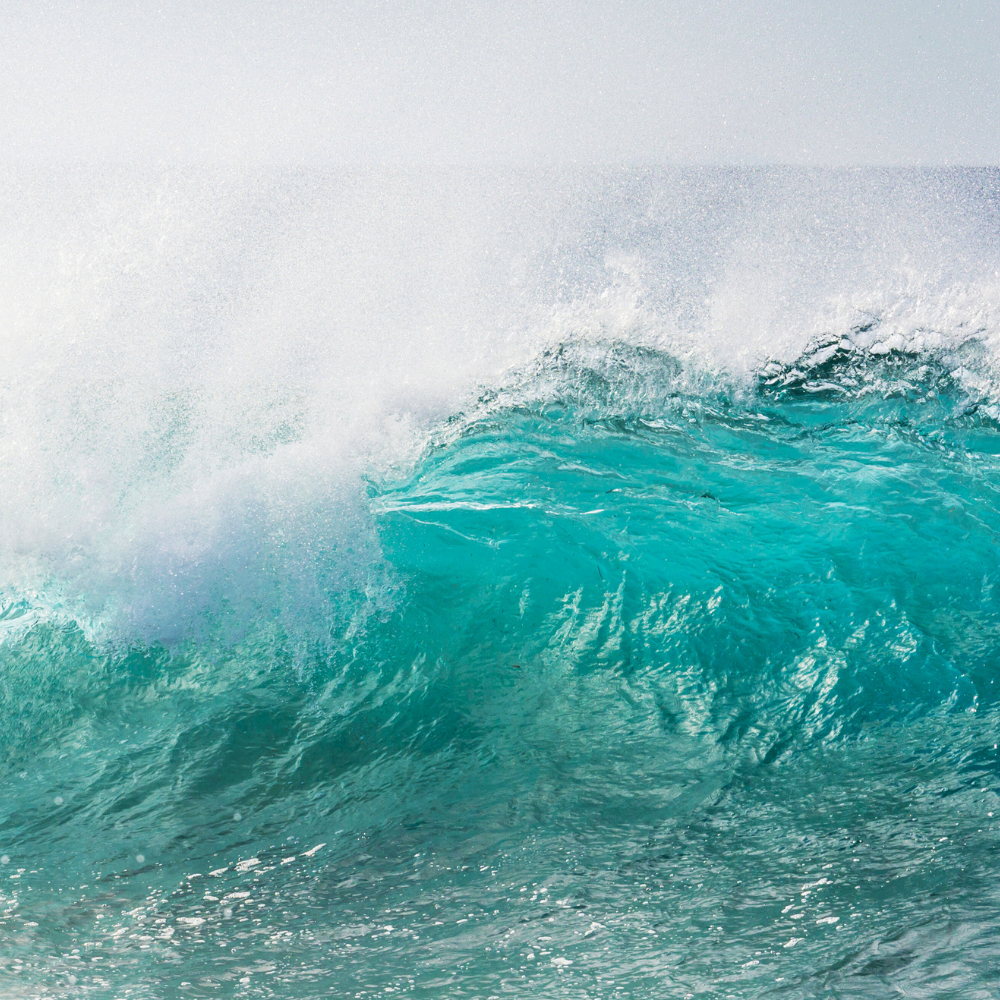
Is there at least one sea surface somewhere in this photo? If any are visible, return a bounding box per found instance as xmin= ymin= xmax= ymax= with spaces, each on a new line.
xmin=1 ymin=168 xmax=1000 ymax=998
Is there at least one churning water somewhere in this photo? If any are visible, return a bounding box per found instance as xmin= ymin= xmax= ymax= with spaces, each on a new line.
xmin=1 ymin=168 xmax=1000 ymax=997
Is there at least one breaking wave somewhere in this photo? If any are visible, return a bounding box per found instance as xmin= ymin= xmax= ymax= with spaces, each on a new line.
xmin=1 ymin=168 xmax=1000 ymax=997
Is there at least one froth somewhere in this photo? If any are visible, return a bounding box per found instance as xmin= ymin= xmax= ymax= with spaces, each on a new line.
xmin=2 ymin=167 xmax=998 ymax=648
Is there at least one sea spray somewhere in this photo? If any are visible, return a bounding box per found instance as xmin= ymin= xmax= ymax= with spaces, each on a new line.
xmin=1 ymin=168 xmax=1000 ymax=997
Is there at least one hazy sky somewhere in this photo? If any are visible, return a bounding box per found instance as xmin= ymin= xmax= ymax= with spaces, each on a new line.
xmin=2 ymin=1 xmax=998 ymax=165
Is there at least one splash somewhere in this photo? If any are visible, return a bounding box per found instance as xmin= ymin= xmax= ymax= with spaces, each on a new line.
xmin=1 ymin=168 xmax=1000 ymax=997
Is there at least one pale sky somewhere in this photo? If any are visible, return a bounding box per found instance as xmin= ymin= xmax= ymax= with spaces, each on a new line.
xmin=2 ymin=0 xmax=998 ymax=165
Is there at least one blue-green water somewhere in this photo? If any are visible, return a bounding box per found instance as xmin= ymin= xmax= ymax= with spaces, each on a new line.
xmin=2 ymin=170 xmax=1000 ymax=997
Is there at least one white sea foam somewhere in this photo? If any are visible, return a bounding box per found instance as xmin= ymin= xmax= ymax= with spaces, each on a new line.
xmin=2 ymin=168 xmax=998 ymax=647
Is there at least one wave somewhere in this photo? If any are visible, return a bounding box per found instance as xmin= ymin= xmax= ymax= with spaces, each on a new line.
xmin=2 ymin=168 xmax=1000 ymax=997
xmin=6 ymin=299 xmax=1000 ymax=656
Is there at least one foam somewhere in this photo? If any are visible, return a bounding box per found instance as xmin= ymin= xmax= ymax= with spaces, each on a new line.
xmin=2 ymin=167 xmax=998 ymax=648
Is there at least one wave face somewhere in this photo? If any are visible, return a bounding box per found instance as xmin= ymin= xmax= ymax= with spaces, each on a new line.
xmin=2 ymin=168 xmax=1000 ymax=997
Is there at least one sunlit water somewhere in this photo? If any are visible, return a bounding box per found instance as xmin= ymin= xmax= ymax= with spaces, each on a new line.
xmin=2 ymin=169 xmax=1000 ymax=998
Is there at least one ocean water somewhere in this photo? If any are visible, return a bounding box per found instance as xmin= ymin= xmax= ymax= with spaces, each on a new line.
xmin=2 ymin=168 xmax=1000 ymax=998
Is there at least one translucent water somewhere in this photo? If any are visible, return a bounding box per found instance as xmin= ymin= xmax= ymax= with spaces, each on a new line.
xmin=2 ymin=169 xmax=1000 ymax=997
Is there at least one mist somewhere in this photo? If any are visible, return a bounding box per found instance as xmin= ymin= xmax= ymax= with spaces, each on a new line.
xmin=2 ymin=1 xmax=998 ymax=647
xmin=2 ymin=0 xmax=998 ymax=166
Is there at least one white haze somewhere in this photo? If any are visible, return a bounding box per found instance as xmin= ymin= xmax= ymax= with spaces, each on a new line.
xmin=1 ymin=0 xmax=998 ymax=167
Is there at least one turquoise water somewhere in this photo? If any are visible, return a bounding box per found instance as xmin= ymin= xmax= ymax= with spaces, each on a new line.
xmin=2 ymin=170 xmax=1000 ymax=997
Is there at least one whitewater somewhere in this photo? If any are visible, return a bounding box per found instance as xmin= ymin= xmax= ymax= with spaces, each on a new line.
xmin=1 ymin=167 xmax=1000 ymax=997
